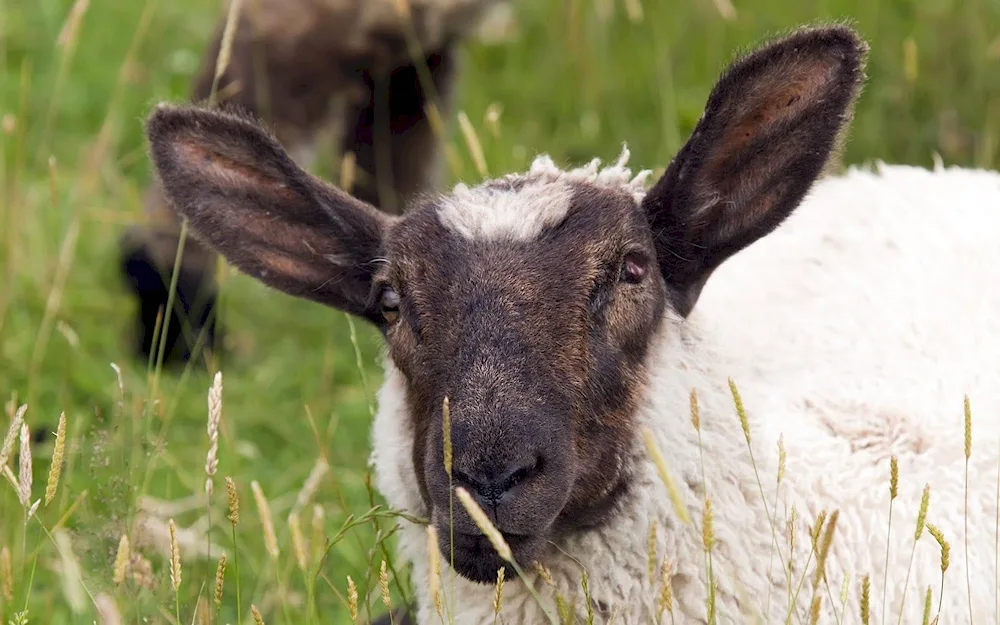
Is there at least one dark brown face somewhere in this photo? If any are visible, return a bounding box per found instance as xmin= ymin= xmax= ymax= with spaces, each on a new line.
xmin=144 ymin=25 xmax=867 ymax=585
xmin=367 ymin=177 xmax=667 ymax=581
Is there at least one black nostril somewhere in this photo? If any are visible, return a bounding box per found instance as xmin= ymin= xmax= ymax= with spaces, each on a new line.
xmin=454 ymin=456 xmax=542 ymax=506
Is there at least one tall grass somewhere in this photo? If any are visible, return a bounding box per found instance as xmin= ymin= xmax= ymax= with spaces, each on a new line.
xmin=0 ymin=0 xmax=999 ymax=622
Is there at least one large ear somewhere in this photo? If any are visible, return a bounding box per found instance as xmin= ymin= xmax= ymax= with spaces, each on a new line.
xmin=145 ymin=104 xmax=393 ymax=325
xmin=643 ymin=25 xmax=868 ymax=316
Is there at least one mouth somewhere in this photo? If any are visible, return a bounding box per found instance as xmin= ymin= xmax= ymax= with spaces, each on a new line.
xmin=435 ymin=528 xmax=544 ymax=585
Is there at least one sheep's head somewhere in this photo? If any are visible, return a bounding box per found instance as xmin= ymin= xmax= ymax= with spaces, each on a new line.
xmin=145 ymin=24 xmax=867 ymax=584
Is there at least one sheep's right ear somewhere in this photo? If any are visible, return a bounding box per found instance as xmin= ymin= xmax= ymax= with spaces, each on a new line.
xmin=642 ymin=25 xmax=868 ymax=317
xmin=146 ymin=104 xmax=392 ymax=325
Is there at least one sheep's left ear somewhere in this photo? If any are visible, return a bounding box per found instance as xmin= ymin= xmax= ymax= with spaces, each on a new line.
xmin=643 ymin=25 xmax=868 ymax=316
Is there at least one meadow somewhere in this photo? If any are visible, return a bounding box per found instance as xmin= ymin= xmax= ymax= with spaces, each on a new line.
xmin=1 ymin=0 xmax=999 ymax=623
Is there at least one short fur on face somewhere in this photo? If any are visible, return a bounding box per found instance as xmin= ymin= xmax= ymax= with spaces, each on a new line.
xmin=144 ymin=24 xmax=867 ymax=585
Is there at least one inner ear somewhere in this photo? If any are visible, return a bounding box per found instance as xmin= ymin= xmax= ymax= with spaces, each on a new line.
xmin=642 ymin=25 xmax=868 ymax=316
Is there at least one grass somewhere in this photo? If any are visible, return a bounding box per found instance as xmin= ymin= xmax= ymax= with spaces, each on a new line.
xmin=0 ymin=0 xmax=999 ymax=623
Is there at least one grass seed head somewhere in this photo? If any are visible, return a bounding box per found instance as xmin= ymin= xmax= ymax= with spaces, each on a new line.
xmin=1 ymin=545 xmax=12 ymax=602
xmin=689 ymin=388 xmax=700 ymax=432
xmin=168 ymin=518 xmax=181 ymax=591
xmin=494 ymin=566 xmax=506 ymax=615
xmin=379 ymin=559 xmax=392 ymax=610
xmin=964 ymin=395 xmax=972 ymax=459
xmin=926 ymin=523 xmax=950 ymax=572
xmin=251 ymin=480 xmax=279 ymax=559
xmin=226 ymin=476 xmax=239 ymax=525
xmin=890 ymin=456 xmax=899 ymax=500
xmin=915 ymin=484 xmax=930 ymax=540
xmin=251 ymin=603 xmax=265 ymax=625
xmin=18 ymin=422 xmax=32 ymax=507
xmin=347 ymin=575 xmax=359 ymax=623
xmin=289 ymin=511 xmax=308 ymax=573
xmin=44 ymin=411 xmax=66 ymax=506
xmin=214 ymin=552 xmax=226 ymax=607
xmin=112 ymin=534 xmax=130 ymax=585
xmin=728 ymin=378 xmax=750 ymax=443
xmin=860 ymin=574 xmax=871 ymax=625
xmin=442 ymin=396 xmax=453 ymax=478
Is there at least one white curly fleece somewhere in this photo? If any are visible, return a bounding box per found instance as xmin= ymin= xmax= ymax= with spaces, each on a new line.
xmin=369 ymin=162 xmax=1000 ymax=624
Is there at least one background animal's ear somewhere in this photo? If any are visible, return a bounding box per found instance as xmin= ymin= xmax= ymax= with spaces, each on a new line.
xmin=642 ymin=25 xmax=868 ymax=316
xmin=146 ymin=104 xmax=391 ymax=324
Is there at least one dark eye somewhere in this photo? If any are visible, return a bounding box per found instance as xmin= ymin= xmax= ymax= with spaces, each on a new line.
xmin=380 ymin=286 xmax=401 ymax=324
xmin=619 ymin=251 xmax=648 ymax=284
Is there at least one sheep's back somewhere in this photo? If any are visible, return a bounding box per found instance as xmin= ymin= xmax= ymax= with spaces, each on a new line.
xmin=694 ymin=163 xmax=1000 ymax=623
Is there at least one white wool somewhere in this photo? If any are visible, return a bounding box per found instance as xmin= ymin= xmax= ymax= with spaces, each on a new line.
xmin=437 ymin=146 xmax=652 ymax=240
xmin=370 ymin=163 xmax=1000 ymax=624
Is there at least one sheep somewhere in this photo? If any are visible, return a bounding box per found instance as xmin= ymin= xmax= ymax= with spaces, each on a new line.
xmin=119 ymin=0 xmax=513 ymax=364
xmin=140 ymin=23 xmax=1000 ymax=625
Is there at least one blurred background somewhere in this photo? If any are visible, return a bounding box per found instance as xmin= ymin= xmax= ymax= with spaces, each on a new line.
xmin=1 ymin=0 xmax=999 ymax=622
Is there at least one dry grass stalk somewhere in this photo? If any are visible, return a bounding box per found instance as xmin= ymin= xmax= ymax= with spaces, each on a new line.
xmin=310 ymin=504 xmax=325 ymax=568
xmin=777 ymin=436 xmax=786 ymax=484
xmin=95 ymin=592 xmax=123 ymax=625
xmin=339 ymin=152 xmax=357 ymax=193
xmin=642 ymin=427 xmax=692 ymax=525
xmin=293 ymin=458 xmax=328 ymax=514
xmin=456 ymin=486 xmax=512 ymax=562
xmin=226 ymin=476 xmax=240 ymax=525
xmin=205 ymin=372 xmax=223 ymax=496
xmin=214 ymin=0 xmax=243 ymax=82
xmin=45 ymin=411 xmax=66 ymax=506
xmin=18 ymin=422 xmax=32 ymax=507
xmin=168 ymin=518 xmax=181 ymax=591
xmin=251 ymin=603 xmax=265 ymax=625
xmin=251 ymin=480 xmax=280 ymax=559
xmin=709 ymin=0 xmax=737 ymax=21
xmin=214 ymin=552 xmax=227 ymax=607
xmin=288 ymin=511 xmax=308 ymax=573
xmin=457 ymin=111 xmax=489 ymax=178
xmin=347 ymin=575 xmax=359 ymax=624
xmin=112 ymin=534 xmax=130 ymax=585
xmin=56 ymin=0 xmax=90 ymax=49
xmin=808 ymin=594 xmax=822 ymax=625
xmin=426 ymin=525 xmax=443 ymax=617
xmin=0 ymin=404 xmax=25 ymax=470
xmin=0 ymin=545 xmax=11 ymax=602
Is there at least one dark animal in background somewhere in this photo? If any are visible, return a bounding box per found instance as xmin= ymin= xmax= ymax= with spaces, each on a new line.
xmin=119 ymin=0 xmax=513 ymax=364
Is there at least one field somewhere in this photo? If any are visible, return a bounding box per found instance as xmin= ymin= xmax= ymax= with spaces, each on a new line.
xmin=1 ymin=0 xmax=999 ymax=623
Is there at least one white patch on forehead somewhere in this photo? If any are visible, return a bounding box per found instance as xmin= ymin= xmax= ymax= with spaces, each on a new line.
xmin=437 ymin=144 xmax=654 ymax=241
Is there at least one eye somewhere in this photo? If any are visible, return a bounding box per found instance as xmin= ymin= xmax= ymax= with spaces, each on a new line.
xmin=618 ymin=251 xmax=648 ymax=284
xmin=379 ymin=286 xmax=401 ymax=324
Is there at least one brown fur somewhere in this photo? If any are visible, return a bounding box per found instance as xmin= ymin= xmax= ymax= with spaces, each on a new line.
xmin=120 ymin=0 xmax=503 ymax=363
xmin=142 ymin=24 xmax=866 ymax=589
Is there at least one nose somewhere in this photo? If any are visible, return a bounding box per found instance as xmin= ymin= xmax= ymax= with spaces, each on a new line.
xmin=453 ymin=455 xmax=542 ymax=508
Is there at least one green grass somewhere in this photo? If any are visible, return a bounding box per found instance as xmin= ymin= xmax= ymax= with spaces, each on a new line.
xmin=0 ymin=0 xmax=998 ymax=623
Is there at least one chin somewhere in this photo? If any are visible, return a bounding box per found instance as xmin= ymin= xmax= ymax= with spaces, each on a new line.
xmin=437 ymin=529 xmax=545 ymax=585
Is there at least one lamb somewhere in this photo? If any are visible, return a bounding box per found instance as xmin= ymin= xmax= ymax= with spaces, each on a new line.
xmin=119 ymin=0 xmax=513 ymax=363
xmin=141 ymin=23 xmax=1000 ymax=625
